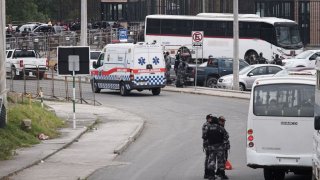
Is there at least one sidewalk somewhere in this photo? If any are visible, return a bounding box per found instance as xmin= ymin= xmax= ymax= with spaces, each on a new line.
xmin=0 ymin=101 xmax=145 ymax=180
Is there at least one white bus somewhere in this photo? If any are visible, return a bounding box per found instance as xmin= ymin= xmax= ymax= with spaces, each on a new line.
xmin=247 ymin=76 xmax=315 ymax=180
xmin=312 ymin=58 xmax=320 ymax=180
xmin=145 ymin=13 xmax=303 ymax=62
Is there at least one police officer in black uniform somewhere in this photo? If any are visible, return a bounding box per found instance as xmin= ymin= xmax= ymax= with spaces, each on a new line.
xmin=203 ymin=116 xmax=229 ymax=180
xmin=202 ymin=114 xmax=212 ymax=179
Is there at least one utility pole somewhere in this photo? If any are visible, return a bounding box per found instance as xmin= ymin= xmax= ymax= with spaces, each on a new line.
xmin=202 ymin=0 xmax=206 ymax=13
xmin=81 ymin=0 xmax=88 ymax=46
xmin=0 ymin=0 xmax=7 ymax=128
xmin=232 ymin=0 xmax=239 ymax=91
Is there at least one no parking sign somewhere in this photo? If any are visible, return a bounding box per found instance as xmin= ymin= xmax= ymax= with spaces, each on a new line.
xmin=192 ymin=31 xmax=204 ymax=48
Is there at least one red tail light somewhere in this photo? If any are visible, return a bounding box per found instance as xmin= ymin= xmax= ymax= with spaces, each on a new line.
xmin=248 ymin=129 xmax=253 ymax=135
xmin=248 ymin=135 xmax=254 ymax=141
xmin=19 ymin=60 xmax=23 ymax=67
xmin=130 ymin=70 xmax=134 ymax=81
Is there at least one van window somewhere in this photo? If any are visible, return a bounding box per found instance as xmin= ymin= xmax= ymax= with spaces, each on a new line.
xmin=253 ymin=84 xmax=315 ymax=117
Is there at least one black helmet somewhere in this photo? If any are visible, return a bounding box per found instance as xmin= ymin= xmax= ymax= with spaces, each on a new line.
xmin=212 ymin=116 xmax=219 ymax=124
xmin=206 ymin=114 xmax=212 ymax=120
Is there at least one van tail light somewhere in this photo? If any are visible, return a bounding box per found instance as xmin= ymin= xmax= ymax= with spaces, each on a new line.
xmin=248 ymin=135 xmax=254 ymax=141
xmin=247 ymin=129 xmax=254 ymax=147
xmin=130 ymin=70 xmax=134 ymax=81
xmin=19 ymin=60 xmax=24 ymax=68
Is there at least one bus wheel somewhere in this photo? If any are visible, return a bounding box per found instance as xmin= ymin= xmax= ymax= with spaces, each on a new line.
xmin=245 ymin=50 xmax=258 ymax=64
xmin=152 ymin=88 xmax=161 ymax=95
xmin=120 ymin=82 xmax=129 ymax=96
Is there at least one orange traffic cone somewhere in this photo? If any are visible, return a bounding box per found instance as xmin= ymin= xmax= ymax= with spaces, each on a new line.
xmin=225 ymin=160 xmax=232 ymax=170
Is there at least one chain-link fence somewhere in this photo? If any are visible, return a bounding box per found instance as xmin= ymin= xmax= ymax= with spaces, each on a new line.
xmin=6 ymin=66 xmax=100 ymax=106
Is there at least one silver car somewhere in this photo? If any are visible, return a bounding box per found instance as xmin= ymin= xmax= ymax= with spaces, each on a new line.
xmin=217 ymin=64 xmax=284 ymax=91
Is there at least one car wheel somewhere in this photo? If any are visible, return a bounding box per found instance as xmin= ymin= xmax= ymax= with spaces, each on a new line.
xmin=239 ymin=83 xmax=246 ymax=91
xmin=152 ymin=88 xmax=161 ymax=95
xmin=206 ymin=77 xmax=218 ymax=88
xmin=120 ymin=82 xmax=129 ymax=96
xmin=91 ymin=79 xmax=101 ymax=93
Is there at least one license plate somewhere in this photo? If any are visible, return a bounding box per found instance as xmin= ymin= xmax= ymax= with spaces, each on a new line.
xmin=29 ymin=72 xmax=33 ymax=76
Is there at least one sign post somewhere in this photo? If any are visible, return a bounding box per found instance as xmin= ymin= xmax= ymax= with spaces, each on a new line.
xmin=68 ymin=55 xmax=80 ymax=129
xmin=57 ymin=46 xmax=90 ymax=129
xmin=192 ymin=31 xmax=204 ymax=90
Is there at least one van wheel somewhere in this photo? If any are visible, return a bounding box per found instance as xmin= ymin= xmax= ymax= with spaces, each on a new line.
xmin=152 ymin=88 xmax=161 ymax=95
xmin=264 ymin=168 xmax=285 ymax=180
xmin=120 ymin=83 xmax=129 ymax=96
xmin=91 ymin=79 xmax=101 ymax=93
xmin=206 ymin=77 xmax=218 ymax=88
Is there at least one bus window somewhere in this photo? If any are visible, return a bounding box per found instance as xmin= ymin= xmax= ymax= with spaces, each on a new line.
xmin=253 ymin=84 xmax=315 ymax=117
xmin=146 ymin=19 xmax=160 ymax=34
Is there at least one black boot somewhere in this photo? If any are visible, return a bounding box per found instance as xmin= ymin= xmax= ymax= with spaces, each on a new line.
xmin=204 ymin=169 xmax=209 ymax=179
xmin=208 ymin=170 xmax=216 ymax=180
xmin=220 ymin=170 xmax=229 ymax=180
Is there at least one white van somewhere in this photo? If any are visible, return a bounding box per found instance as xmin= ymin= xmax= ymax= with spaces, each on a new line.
xmin=312 ymin=59 xmax=320 ymax=180
xmin=90 ymin=43 xmax=166 ymax=96
xmin=247 ymin=76 xmax=315 ymax=180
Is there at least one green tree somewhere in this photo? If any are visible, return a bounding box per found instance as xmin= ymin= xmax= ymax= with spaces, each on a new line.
xmin=6 ymin=0 xmax=48 ymax=23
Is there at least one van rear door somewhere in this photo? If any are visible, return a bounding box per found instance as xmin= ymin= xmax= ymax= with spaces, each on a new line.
xmin=133 ymin=44 xmax=165 ymax=86
xmin=252 ymin=83 xmax=314 ymax=157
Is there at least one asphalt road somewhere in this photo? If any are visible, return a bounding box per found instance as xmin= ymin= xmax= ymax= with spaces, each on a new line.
xmin=7 ymin=80 xmax=310 ymax=180
xmin=87 ymin=90 xmax=310 ymax=180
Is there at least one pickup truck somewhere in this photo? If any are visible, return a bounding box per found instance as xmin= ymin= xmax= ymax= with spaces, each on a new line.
xmin=196 ymin=58 xmax=249 ymax=87
xmin=6 ymin=49 xmax=47 ymax=79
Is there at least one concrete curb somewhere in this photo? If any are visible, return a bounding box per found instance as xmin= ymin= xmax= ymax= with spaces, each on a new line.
xmin=114 ymin=120 xmax=145 ymax=155
xmin=163 ymin=87 xmax=251 ymax=100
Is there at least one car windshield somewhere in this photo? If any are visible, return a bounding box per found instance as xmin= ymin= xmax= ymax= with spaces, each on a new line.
xmin=239 ymin=65 xmax=255 ymax=75
xmin=199 ymin=62 xmax=207 ymax=67
xmin=90 ymin=52 xmax=101 ymax=60
xmin=295 ymin=51 xmax=314 ymax=59
xmin=275 ymin=25 xmax=302 ymax=48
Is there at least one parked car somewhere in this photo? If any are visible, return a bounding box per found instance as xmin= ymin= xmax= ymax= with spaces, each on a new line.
xmin=31 ymin=24 xmax=65 ymax=36
xmin=217 ymin=64 xmax=284 ymax=91
xmin=195 ymin=58 xmax=249 ymax=87
xmin=282 ymin=49 xmax=320 ymax=68
xmin=6 ymin=49 xmax=47 ymax=79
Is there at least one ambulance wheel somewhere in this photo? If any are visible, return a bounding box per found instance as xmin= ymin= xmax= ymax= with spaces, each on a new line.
xmin=152 ymin=88 xmax=161 ymax=96
xmin=120 ymin=83 xmax=129 ymax=96
xmin=91 ymin=79 xmax=101 ymax=93
xmin=264 ymin=168 xmax=285 ymax=180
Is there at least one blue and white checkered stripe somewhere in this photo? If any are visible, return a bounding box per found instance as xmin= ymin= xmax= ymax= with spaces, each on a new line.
xmin=98 ymin=83 xmax=120 ymax=89
xmin=94 ymin=75 xmax=130 ymax=81
xmin=133 ymin=75 xmax=166 ymax=86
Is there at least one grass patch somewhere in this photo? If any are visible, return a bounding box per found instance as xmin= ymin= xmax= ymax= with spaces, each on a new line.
xmin=0 ymin=100 xmax=64 ymax=160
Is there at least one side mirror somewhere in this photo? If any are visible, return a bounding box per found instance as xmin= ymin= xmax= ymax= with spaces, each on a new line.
xmin=93 ymin=61 xmax=97 ymax=69
xmin=248 ymin=73 xmax=254 ymax=77
xmin=315 ymin=116 xmax=320 ymax=130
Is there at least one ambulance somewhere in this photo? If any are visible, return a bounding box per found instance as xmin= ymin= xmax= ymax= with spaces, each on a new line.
xmin=90 ymin=43 xmax=166 ymax=96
